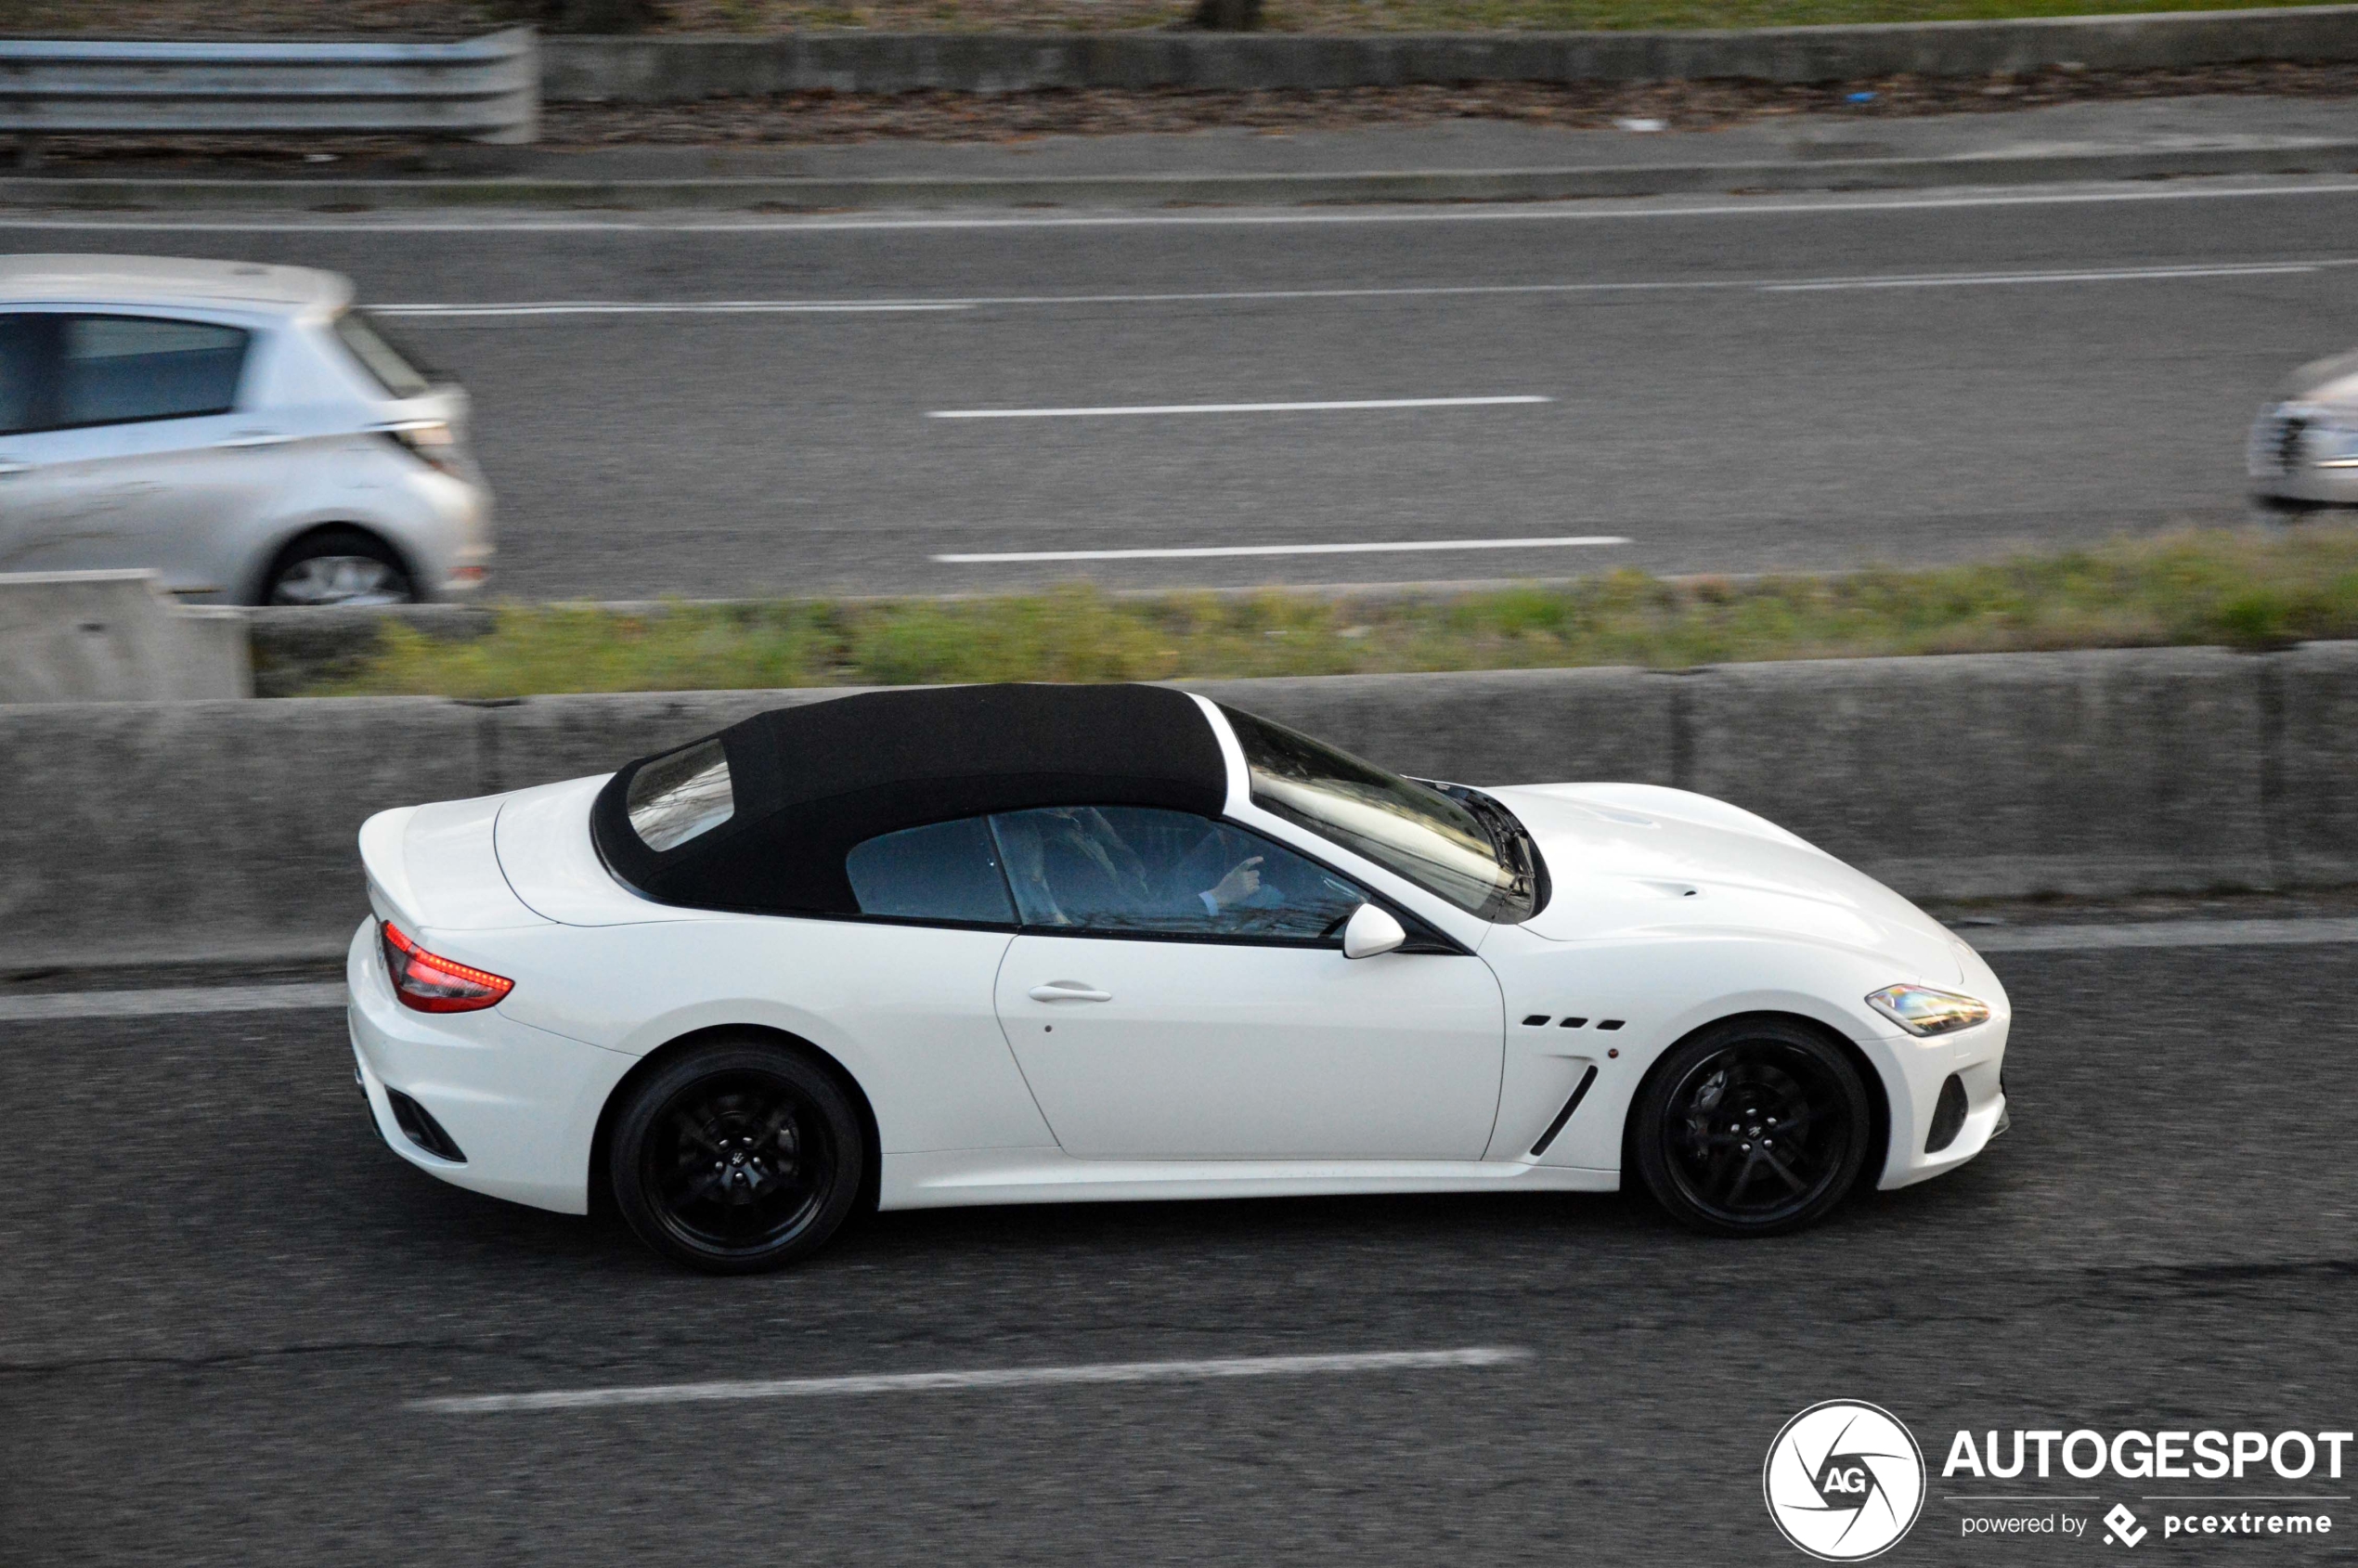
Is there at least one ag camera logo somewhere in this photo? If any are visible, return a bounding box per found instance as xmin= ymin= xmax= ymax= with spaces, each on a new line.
xmin=1765 ymin=1401 xmax=1928 ymax=1561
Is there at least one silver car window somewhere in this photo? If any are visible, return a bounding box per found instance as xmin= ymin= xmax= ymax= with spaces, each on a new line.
xmin=58 ymin=316 xmax=248 ymax=428
xmin=0 ymin=314 xmax=43 ymax=435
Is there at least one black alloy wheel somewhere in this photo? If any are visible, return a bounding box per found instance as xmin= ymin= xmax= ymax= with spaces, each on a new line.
xmin=1631 ymin=1019 xmax=1872 ymax=1238
xmin=610 ymin=1037 xmax=866 ymax=1274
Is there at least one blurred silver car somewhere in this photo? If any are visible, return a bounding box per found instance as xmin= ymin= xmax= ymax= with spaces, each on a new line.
xmin=0 ymin=254 xmax=492 ymax=604
xmin=2249 ymin=347 xmax=2358 ymax=509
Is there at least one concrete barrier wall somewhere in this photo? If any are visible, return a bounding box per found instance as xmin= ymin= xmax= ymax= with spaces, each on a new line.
xmin=0 ymin=571 xmax=250 ymax=705
xmin=4 ymin=645 xmax=2351 ymax=972
xmin=543 ymin=7 xmax=2358 ymax=99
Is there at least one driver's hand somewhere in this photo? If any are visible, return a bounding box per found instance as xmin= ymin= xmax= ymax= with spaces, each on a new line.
xmin=1206 ymin=856 xmax=1263 ymax=911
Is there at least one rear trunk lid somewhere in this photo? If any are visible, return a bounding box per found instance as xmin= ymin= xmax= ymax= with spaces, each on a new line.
xmin=492 ymin=773 xmax=715 ymax=927
xmin=359 ymin=794 xmax=550 ymax=935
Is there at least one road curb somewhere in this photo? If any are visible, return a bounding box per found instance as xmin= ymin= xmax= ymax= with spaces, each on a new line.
xmin=541 ymin=9 xmax=2358 ymax=99
xmin=9 ymin=140 xmax=2358 ymax=211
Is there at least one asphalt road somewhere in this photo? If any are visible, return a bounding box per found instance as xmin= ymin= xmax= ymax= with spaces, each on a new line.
xmin=10 ymin=177 xmax=2358 ymax=600
xmin=4 ymin=938 xmax=2353 ymax=1565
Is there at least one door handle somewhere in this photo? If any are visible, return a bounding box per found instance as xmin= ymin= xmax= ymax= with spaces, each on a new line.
xmin=1028 ymin=982 xmax=1112 ymax=1004
xmin=0 ymin=461 xmax=31 ymax=476
xmin=216 ymin=432 xmax=293 ymax=448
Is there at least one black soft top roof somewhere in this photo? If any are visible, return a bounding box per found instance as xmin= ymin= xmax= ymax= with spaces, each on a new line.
xmin=591 ymin=683 xmax=1229 ymax=916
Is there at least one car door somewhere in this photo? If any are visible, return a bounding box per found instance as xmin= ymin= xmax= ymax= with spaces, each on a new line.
xmin=0 ymin=314 xmax=277 ymax=593
xmin=989 ymin=806 xmax=1505 ymax=1160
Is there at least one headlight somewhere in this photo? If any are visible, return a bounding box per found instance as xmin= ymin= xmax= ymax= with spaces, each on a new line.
xmin=1867 ymin=983 xmax=1990 ymax=1036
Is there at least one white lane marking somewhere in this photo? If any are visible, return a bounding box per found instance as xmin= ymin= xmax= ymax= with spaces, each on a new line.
xmin=409 ymin=1345 xmax=1531 ymax=1415
xmin=0 ymin=981 xmax=345 ymax=1022
xmin=5 ymin=177 xmax=2358 ymax=233
xmin=370 ymin=258 xmax=2358 ymax=321
xmin=1967 ymin=916 xmax=2358 ymax=952
xmin=934 ymin=535 xmax=1629 ymax=563
xmin=375 ymin=300 xmax=970 ymax=317
xmin=930 ymin=395 xmax=1550 ymax=420
xmin=1761 ymin=262 xmax=2326 ymax=291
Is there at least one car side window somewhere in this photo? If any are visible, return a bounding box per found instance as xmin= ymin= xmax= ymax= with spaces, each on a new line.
xmin=844 ymin=816 xmax=1017 ymax=927
xmin=0 ymin=314 xmax=48 ymax=435
xmin=57 ymin=315 xmax=249 ymax=429
xmin=988 ymin=806 xmax=1367 ymax=943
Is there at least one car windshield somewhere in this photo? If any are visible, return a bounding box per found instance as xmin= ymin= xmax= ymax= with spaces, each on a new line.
xmin=331 ymin=308 xmax=436 ymax=399
xmin=1218 ymin=704 xmax=1536 ymax=921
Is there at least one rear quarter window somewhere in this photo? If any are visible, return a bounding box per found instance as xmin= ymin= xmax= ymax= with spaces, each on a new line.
xmin=626 ymin=740 xmax=735 ymax=853
xmin=845 ymin=817 xmax=1017 ymax=926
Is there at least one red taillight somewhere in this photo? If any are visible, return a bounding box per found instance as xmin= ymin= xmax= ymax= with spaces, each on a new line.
xmin=380 ymin=920 xmax=513 ymax=1013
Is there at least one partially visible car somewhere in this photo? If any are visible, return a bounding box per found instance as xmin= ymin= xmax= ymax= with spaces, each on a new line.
xmin=0 ymin=253 xmax=492 ymax=605
xmin=2249 ymin=346 xmax=2358 ymax=509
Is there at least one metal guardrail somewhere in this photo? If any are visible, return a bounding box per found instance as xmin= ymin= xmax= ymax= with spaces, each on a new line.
xmin=0 ymin=27 xmax=538 ymax=143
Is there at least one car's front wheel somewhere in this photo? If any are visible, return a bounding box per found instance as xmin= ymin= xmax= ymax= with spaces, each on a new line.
xmin=1630 ymin=1019 xmax=1872 ymax=1238
xmin=610 ymin=1036 xmax=867 ymax=1274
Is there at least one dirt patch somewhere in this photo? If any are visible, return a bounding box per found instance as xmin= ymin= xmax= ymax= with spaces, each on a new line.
xmin=530 ymin=63 xmax=2358 ymax=145
xmin=9 ymin=62 xmax=2358 ymax=166
xmin=4 ymin=0 xmax=2339 ymax=36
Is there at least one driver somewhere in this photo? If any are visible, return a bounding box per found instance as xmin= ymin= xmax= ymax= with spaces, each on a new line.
xmin=999 ymin=808 xmax=1268 ymax=927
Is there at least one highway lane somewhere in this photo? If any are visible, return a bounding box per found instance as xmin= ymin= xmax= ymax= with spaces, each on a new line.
xmin=4 ymin=938 xmax=2354 ymax=1565
xmin=8 ymin=178 xmax=2358 ymax=598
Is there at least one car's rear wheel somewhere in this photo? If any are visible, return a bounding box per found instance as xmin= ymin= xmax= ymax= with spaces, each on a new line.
xmin=262 ymin=526 xmax=417 ymax=606
xmin=1631 ymin=1019 xmax=1872 ymax=1238
xmin=610 ymin=1037 xmax=866 ymax=1274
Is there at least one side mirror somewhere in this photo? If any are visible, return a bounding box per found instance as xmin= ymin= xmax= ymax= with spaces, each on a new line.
xmin=1341 ymin=901 xmax=1407 ymax=960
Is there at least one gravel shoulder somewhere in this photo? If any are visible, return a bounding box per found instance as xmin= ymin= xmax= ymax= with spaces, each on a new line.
xmin=10 ymin=0 xmax=2347 ymax=37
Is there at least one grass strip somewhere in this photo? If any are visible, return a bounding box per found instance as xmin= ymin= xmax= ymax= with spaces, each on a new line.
xmin=308 ymin=526 xmax=2358 ymax=700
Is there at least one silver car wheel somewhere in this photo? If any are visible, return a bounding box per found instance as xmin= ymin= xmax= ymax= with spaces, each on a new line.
xmin=268 ymin=554 xmax=414 ymax=607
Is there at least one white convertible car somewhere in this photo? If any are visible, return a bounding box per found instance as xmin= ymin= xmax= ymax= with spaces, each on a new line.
xmin=349 ymin=683 xmax=2011 ymax=1273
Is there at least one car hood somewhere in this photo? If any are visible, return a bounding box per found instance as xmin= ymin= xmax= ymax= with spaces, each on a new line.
xmin=1488 ymin=783 xmax=1966 ymax=986
xmin=2277 ymin=347 xmax=2358 ymax=406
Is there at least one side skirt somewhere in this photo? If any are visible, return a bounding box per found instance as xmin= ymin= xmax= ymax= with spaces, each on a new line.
xmin=879 ymin=1150 xmax=1620 ymax=1212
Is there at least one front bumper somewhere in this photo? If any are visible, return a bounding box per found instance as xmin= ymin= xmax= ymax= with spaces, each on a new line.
xmin=346 ymin=918 xmax=633 ymax=1215
xmin=398 ymin=466 xmax=496 ymax=601
xmin=1868 ymin=1008 xmax=2011 ymax=1191
xmin=2248 ymin=404 xmax=2358 ymax=504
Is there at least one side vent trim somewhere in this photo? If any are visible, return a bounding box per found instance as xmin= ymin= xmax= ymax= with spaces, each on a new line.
xmin=1527 ymin=1064 xmax=1600 ymax=1159
xmin=386 ymin=1087 xmax=468 ymax=1163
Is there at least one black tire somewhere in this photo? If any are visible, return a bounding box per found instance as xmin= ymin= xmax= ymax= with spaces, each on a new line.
xmin=609 ymin=1036 xmax=867 ymax=1274
xmin=1630 ymin=1018 xmax=1872 ymax=1238
xmin=260 ymin=526 xmax=417 ymax=607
